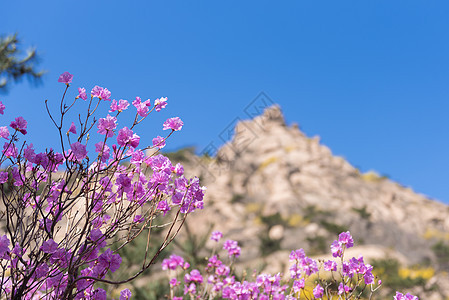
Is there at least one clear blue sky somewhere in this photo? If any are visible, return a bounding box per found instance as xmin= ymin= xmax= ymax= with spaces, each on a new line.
xmin=1 ymin=1 xmax=448 ymax=203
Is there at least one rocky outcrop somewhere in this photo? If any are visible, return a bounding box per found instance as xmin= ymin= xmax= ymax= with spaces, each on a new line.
xmin=173 ymin=105 xmax=449 ymax=298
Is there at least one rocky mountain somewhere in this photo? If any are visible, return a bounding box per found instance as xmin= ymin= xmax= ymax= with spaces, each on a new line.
xmin=171 ymin=105 xmax=449 ymax=299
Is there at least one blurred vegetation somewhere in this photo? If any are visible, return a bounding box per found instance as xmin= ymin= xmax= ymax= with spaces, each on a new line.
xmin=372 ymin=258 xmax=436 ymax=294
xmin=432 ymin=240 xmax=449 ymax=270
xmin=163 ymin=146 xmax=196 ymax=163
xmin=0 ymin=33 xmax=44 ymax=93
xmin=352 ymin=205 xmax=371 ymax=220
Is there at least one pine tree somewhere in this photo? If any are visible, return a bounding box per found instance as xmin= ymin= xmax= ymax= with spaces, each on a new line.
xmin=0 ymin=33 xmax=44 ymax=92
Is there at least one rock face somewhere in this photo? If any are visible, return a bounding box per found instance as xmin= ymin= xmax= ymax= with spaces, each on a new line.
xmin=173 ymin=105 xmax=449 ymax=298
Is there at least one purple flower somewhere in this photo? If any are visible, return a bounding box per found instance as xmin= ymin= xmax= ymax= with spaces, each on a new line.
xmin=185 ymin=269 xmax=203 ymax=284
xmin=40 ymin=239 xmax=58 ymax=254
xmin=289 ymin=249 xmax=306 ymax=261
xmin=0 ymin=101 xmax=5 ymax=114
xmin=331 ymin=240 xmax=343 ymax=258
xmin=70 ymin=142 xmax=87 ymax=161
xmin=0 ymin=235 xmax=10 ymax=259
xmin=152 ymin=136 xmax=166 ymax=149
xmin=89 ymin=229 xmax=107 ymax=248
xmin=313 ymin=284 xmax=323 ymax=298
xmin=338 ymin=282 xmax=350 ymax=295
xmin=91 ymin=86 xmax=111 ymax=100
xmin=68 ymin=122 xmax=77 ymax=134
xmin=162 ymin=254 xmax=186 ymax=271
xmin=157 ymin=200 xmax=171 ymax=216
xmin=133 ymin=215 xmax=144 ymax=223
xmin=97 ymin=115 xmax=117 ymax=137
xmin=293 ymin=278 xmax=305 ymax=293
xmin=98 ymin=248 xmax=121 ymax=273
xmin=163 ymin=117 xmax=183 ymax=131
xmin=117 ymin=127 xmax=139 ymax=148
xmin=58 ymin=72 xmax=73 ymax=84
xmin=77 ymin=87 xmax=88 ymax=100
xmin=324 ymin=260 xmax=337 ymax=271
xmin=0 ymin=127 xmax=9 ymax=139
xmin=92 ymin=288 xmax=107 ymax=300
xmin=120 ymin=288 xmax=132 ymax=300
xmin=3 ymin=142 xmax=17 ymax=158
xmin=154 ymin=97 xmax=167 ymax=112
xmin=10 ymin=116 xmax=27 ymax=135
xmin=394 ymin=292 xmax=419 ymax=300
xmin=133 ymin=97 xmax=151 ymax=117
xmin=210 ymin=231 xmax=223 ymax=242
xmin=223 ymin=240 xmax=241 ymax=257
xmin=94 ymin=142 xmax=110 ymax=162
xmin=0 ymin=172 xmax=8 ymax=184
xmin=110 ymin=99 xmax=129 ymax=112
xmin=338 ymin=231 xmax=354 ymax=248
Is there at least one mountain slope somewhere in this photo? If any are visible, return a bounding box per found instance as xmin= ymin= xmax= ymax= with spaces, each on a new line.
xmin=174 ymin=105 xmax=449 ymax=298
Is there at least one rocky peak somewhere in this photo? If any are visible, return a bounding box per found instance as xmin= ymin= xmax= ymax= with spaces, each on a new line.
xmin=176 ymin=104 xmax=449 ymax=298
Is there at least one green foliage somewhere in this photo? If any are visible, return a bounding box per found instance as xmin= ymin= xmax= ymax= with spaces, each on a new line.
xmin=432 ymin=240 xmax=449 ymax=269
xmin=302 ymin=205 xmax=332 ymax=222
xmin=260 ymin=212 xmax=287 ymax=228
xmin=306 ymin=235 xmax=328 ymax=255
xmin=0 ymin=33 xmax=44 ymax=92
xmin=230 ymin=193 xmax=245 ymax=204
xmin=258 ymin=232 xmax=281 ymax=257
xmin=352 ymin=205 xmax=371 ymax=220
xmin=163 ymin=146 xmax=195 ymax=163
xmin=319 ymin=220 xmax=349 ymax=235
xmin=131 ymin=280 xmax=170 ymax=300
xmin=371 ymin=258 xmax=430 ymax=293
xmin=172 ymin=222 xmax=214 ymax=267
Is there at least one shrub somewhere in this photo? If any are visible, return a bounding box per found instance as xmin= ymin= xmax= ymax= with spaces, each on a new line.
xmin=0 ymin=72 xmax=204 ymax=299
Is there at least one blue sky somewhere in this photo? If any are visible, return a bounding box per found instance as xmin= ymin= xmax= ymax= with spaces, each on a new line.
xmin=1 ymin=1 xmax=448 ymax=203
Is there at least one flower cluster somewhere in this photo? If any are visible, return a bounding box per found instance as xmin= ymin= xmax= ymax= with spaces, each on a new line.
xmin=162 ymin=231 xmax=419 ymax=300
xmin=0 ymin=72 xmax=205 ymax=299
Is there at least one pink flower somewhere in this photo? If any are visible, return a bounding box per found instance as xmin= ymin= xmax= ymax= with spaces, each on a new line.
xmin=132 ymin=97 xmax=151 ymax=117
xmin=10 ymin=116 xmax=27 ymax=135
xmin=97 ymin=115 xmax=117 ymax=137
xmin=58 ymin=72 xmax=73 ymax=84
xmin=163 ymin=117 xmax=183 ymax=131
xmin=0 ymin=101 xmax=5 ymax=114
xmin=98 ymin=248 xmax=121 ymax=273
xmin=185 ymin=269 xmax=203 ymax=284
xmin=154 ymin=97 xmax=167 ymax=112
xmin=293 ymin=279 xmax=305 ymax=293
xmin=120 ymin=289 xmax=132 ymax=300
xmin=338 ymin=231 xmax=354 ymax=248
xmin=40 ymin=239 xmax=58 ymax=254
xmin=223 ymin=240 xmax=241 ymax=257
xmin=95 ymin=142 xmax=110 ymax=162
xmin=77 ymin=87 xmax=88 ymax=100
xmin=338 ymin=282 xmax=350 ymax=295
xmin=117 ymin=127 xmax=139 ymax=148
xmin=152 ymin=136 xmax=165 ymax=149
xmin=110 ymin=99 xmax=129 ymax=112
xmin=2 ymin=142 xmax=17 ymax=158
xmin=324 ymin=260 xmax=337 ymax=271
xmin=0 ymin=172 xmax=8 ymax=184
xmin=92 ymin=288 xmax=107 ymax=300
xmin=0 ymin=127 xmax=9 ymax=139
xmin=91 ymin=86 xmax=111 ymax=100
xmin=100 ymin=88 xmax=111 ymax=101
xmin=0 ymin=235 xmax=10 ymax=259
xmin=313 ymin=284 xmax=323 ymax=298
xmin=68 ymin=122 xmax=77 ymax=134
xmin=70 ymin=142 xmax=87 ymax=160
xmin=133 ymin=215 xmax=144 ymax=223
xmin=210 ymin=231 xmax=223 ymax=242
